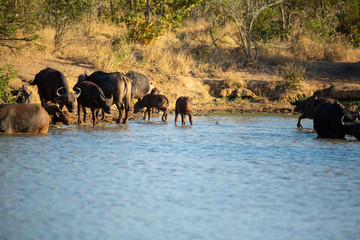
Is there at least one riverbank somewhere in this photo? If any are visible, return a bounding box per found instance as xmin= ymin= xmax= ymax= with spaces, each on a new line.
xmin=4 ymin=55 xmax=360 ymax=125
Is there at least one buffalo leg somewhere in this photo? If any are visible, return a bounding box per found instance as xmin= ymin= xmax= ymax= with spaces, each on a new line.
xmin=115 ymin=101 xmax=122 ymax=124
xmin=77 ymin=101 xmax=82 ymax=124
xmin=83 ymin=107 xmax=87 ymax=123
xmin=297 ymin=114 xmax=305 ymax=128
xmin=189 ymin=114 xmax=193 ymax=126
xmin=147 ymin=108 xmax=151 ymax=121
xmin=175 ymin=111 xmax=179 ymax=125
xmin=91 ymin=108 xmax=96 ymax=126
xmin=181 ymin=113 xmax=185 ymax=125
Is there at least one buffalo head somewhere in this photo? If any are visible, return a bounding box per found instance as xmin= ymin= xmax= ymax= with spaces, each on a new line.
xmin=341 ymin=115 xmax=360 ymax=139
xmin=54 ymin=87 xmax=81 ymax=113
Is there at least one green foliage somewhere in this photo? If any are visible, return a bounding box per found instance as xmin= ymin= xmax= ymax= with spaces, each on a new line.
xmin=251 ymin=7 xmax=285 ymax=42
xmin=122 ymin=0 xmax=200 ymax=44
xmin=279 ymin=62 xmax=305 ymax=90
xmin=0 ymin=64 xmax=17 ymax=103
xmin=43 ymin=0 xmax=91 ymax=47
xmin=0 ymin=0 xmax=39 ymax=51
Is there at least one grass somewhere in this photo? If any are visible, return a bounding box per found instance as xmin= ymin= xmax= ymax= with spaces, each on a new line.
xmin=0 ymin=19 xmax=359 ymax=107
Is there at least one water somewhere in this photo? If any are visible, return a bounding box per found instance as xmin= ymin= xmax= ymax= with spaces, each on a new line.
xmin=0 ymin=114 xmax=359 ymax=240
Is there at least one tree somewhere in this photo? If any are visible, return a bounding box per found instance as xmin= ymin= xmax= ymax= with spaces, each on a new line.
xmin=0 ymin=0 xmax=38 ymax=53
xmin=216 ymin=0 xmax=283 ymax=61
xmin=43 ymin=0 xmax=91 ymax=48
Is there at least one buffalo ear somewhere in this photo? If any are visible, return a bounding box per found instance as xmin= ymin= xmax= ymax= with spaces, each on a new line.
xmin=290 ymin=101 xmax=297 ymax=105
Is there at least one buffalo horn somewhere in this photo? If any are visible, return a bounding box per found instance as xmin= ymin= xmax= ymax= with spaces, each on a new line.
xmin=74 ymin=87 xmax=81 ymax=98
xmin=341 ymin=115 xmax=356 ymax=127
xmin=56 ymin=87 xmax=65 ymax=97
xmin=100 ymin=94 xmax=105 ymax=101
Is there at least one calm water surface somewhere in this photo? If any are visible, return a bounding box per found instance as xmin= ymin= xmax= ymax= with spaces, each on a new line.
xmin=0 ymin=114 xmax=359 ymax=240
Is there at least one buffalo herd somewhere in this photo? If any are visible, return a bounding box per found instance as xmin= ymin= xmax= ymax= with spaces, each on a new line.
xmin=0 ymin=67 xmax=359 ymax=140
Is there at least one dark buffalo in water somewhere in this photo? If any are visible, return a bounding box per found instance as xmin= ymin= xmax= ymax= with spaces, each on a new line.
xmin=125 ymin=71 xmax=152 ymax=100
xmin=31 ymin=67 xmax=81 ymax=112
xmin=43 ymin=102 xmax=70 ymax=125
xmin=78 ymin=71 xmax=131 ymax=124
xmin=291 ymin=96 xmax=338 ymax=128
xmin=73 ymin=81 xmax=113 ymax=126
xmin=175 ymin=97 xmax=193 ymax=126
xmin=0 ymin=103 xmax=50 ymax=134
xmin=314 ymin=102 xmax=360 ymax=139
xmin=133 ymin=93 xmax=169 ymax=122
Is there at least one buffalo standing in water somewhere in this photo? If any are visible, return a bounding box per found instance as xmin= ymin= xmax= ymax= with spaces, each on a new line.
xmin=73 ymin=81 xmax=113 ymax=126
xmin=133 ymin=93 xmax=169 ymax=122
xmin=314 ymin=102 xmax=360 ymax=139
xmin=78 ymin=71 xmax=131 ymax=124
xmin=0 ymin=104 xmax=50 ymax=134
xmin=175 ymin=97 xmax=193 ymax=126
xmin=125 ymin=70 xmax=153 ymax=101
xmin=291 ymin=96 xmax=338 ymax=128
xmin=31 ymin=67 xmax=81 ymax=112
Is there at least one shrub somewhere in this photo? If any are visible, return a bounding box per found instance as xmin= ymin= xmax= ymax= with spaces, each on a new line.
xmin=0 ymin=64 xmax=16 ymax=103
xmin=278 ymin=62 xmax=305 ymax=90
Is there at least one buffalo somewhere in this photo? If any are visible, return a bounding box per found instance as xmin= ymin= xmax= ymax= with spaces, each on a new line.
xmin=133 ymin=93 xmax=169 ymax=122
xmin=314 ymin=102 xmax=360 ymax=139
xmin=125 ymin=71 xmax=152 ymax=100
xmin=78 ymin=71 xmax=131 ymax=124
xmin=291 ymin=96 xmax=338 ymax=128
xmin=0 ymin=103 xmax=50 ymax=134
xmin=43 ymin=102 xmax=70 ymax=125
xmin=31 ymin=67 xmax=81 ymax=112
xmin=175 ymin=97 xmax=193 ymax=126
xmin=73 ymin=81 xmax=113 ymax=126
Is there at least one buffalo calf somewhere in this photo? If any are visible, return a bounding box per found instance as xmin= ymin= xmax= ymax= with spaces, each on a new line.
xmin=291 ymin=96 xmax=338 ymax=128
xmin=0 ymin=103 xmax=50 ymax=134
xmin=175 ymin=97 xmax=193 ymax=126
xmin=74 ymin=81 xmax=113 ymax=126
xmin=43 ymin=102 xmax=70 ymax=125
xmin=133 ymin=93 xmax=169 ymax=122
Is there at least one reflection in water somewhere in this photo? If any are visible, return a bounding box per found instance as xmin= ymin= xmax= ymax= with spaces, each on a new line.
xmin=0 ymin=114 xmax=359 ymax=240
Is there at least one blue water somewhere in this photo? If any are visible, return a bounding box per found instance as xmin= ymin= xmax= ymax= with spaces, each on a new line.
xmin=0 ymin=114 xmax=359 ymax=240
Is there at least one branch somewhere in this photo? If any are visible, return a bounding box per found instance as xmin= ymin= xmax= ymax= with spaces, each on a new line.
xmin=249 ymin=0 xmax=283 ymax=32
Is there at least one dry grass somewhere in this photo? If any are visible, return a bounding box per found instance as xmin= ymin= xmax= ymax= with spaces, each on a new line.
xmin=1 ymin=18 xmax=359 ymax=108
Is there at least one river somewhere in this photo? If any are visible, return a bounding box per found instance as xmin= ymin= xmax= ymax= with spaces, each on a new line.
xmin=0 ymin=114 xmax=359 ymax=240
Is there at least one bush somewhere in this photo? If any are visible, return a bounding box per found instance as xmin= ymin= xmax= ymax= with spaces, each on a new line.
xmin=0 ymin=64 xmax=17 ymax=103
xmin=278 ymin=62 xmax=305 ymax=90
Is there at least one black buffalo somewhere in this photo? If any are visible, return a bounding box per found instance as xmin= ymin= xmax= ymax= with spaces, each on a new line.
xmin=314 ymin=102 xmax=360 ymax=139
xmin=31 ymin=67 xmax=81 ymax=112
xmin=125 ymin=71 xmax=152 ymax=100
xmin=133 ymin=93 xmax=169 ymax=122
xmin=73 ymin=81 xmax=113 ymax=126
xmin=175 ymin=97 xmax=193 ymax=126
xmin=0 ymin=103 xmax=50 ymax=134
xmin=78 ymin=71 xmax=131 ymax=124
xmin=291 ymin=96 xmax=338 ymax=128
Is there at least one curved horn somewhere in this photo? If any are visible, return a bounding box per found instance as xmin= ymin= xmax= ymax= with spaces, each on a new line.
xmin=74 ymin=87 xmax=81 ymax=98
xmin=84 ymin=69 xmax=87 ymax=78
xmin=56 ymin=87 xmax=65 ymax=97
xmin=342 ymin=115 xmax=356 ymax=127
xmin=100 ymin=94 xmax=106 ymax=101
xmin=109 ymin=94 xmax=113 ymax=101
